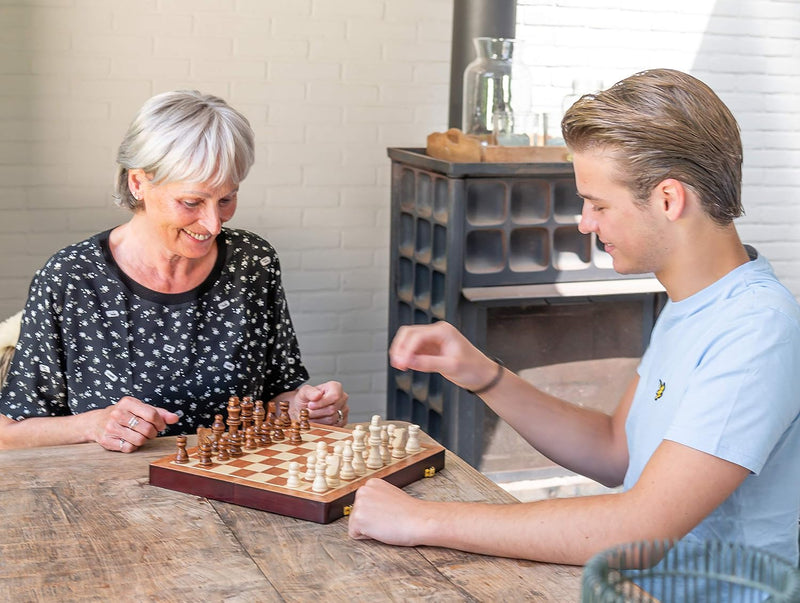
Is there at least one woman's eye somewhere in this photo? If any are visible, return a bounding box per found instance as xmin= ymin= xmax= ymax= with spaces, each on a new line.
xmin=182 ymin=200 xmax=201 ymax=208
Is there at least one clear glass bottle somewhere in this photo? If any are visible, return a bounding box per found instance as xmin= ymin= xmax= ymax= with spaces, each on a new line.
xmin=461 ymin=37 xmax=532 ymax=145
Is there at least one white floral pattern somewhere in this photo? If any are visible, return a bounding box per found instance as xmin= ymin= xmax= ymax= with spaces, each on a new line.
xmin=0 ymin=228 xmax=308 ymax=436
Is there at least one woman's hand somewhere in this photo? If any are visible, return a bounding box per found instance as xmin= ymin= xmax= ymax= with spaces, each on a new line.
xmin=91 ymin=396 xmax=181 ymax=453
xmin=284 ymin=381 xmax=349 ymax=426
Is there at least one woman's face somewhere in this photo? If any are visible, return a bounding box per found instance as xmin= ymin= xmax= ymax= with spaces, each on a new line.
xmin=131 ymin=171 xmax=238 ymax=260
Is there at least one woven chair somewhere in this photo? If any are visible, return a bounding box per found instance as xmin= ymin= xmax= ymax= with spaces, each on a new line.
xmin=0 ymin=311 xmax=22 ymax=389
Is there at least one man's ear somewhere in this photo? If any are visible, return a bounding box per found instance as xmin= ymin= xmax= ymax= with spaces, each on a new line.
xmin=656 ymin=178 xmax=687 ymax=222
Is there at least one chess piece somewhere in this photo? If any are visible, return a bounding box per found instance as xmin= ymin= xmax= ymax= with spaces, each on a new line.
xmin=286 ymin=461 xmax=301 ymax=489
xmin=351 ymin=426 xmax=367 ymax=476
xmin=279 ymin=400 xmax=291 ymax=428
xmin=405 ymin=424 xmax=421 ymax=454
xmin=175 ymin=435 xmax=189 ymax=463
xmin=211 ymin=414 xmax=226 ymax=442
xmin=380 ymin=425 xmax=391 ymax=464
xmin=228 ymin=431 xmax=243 ymax=457
xmin=312 ymin=459 xmax=329 ymax=493
xmin=289 ymin=420 xmax=303 ymax=445
xmin=267 ymin=401 xmax=278 ymax=427
xmin=197 ymin=438 xmax=213 ymax=468
xmin=386 ymin=424 xmax=396 ymax=457
xmin=244 ymin=426 xmax=257 ymax=450
xmin=241 ymin=396 xmax=254 ymax=432
xmin=391 ymin=427 xmax=407 ymax=459
xmin=257 ymin=419 xmax=272 ymax=446
xmin=299 ymin=408 xmax=311 ymax=431
xmin=217 ymin=434 xmax=230 ymax=462
xmin=340 ymin=441 xmax=355 ymax=480
xmin=253 ymin=400 xmax=266 ymax=431
xmin=304 ymin=452 xmax=317 ymax=481
xmin=325 ymin=454 xmax=341 ymax=488
xmin=315 ymin=441 xmax=328 ymax=464
xmin=227 ymin=397 xmax=242 ymax=439
xmin=366 ymin=420 xmax=383 ymax=469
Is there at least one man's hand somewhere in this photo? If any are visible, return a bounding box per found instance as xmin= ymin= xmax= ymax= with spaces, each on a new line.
xmin=348 ymin=478 xmax=426 ymax=546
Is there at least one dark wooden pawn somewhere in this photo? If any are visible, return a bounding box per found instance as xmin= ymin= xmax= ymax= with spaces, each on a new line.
xmin=279 ymin=400 xmax=291 ymax=428
xmin=217 ymin=434 xmax=230 ymax=462
xmin=175 ymin=435 xmax=189 ymax=463
xmin=197 ymin=439 xmax=213 ymax=468
xmin=289 ymin=420 xmax=303 ymax=445
xmin=299 ymin=408 xmax=311 ymax=431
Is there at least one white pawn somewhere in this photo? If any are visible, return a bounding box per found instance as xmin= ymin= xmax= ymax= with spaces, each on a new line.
xmin=340 ymin=441 xmax=355 ymax=480
xmin=312 ymin=459 xmax=329 ymax=493
xmin=352 ymin=424 xmax=367 ymax=459
xmin=325 ymin=454 xmax=341 ymax=488
xmin=386 ymin=424 xmax=396 ymax=458
xmin=405 ymin=424 xmax=421 ymax=454
xmin=316 ymin=441 xmax=328 ymax=464
xmin=380 ymin=425 xmax=391 ymax=464
xmin=304 ymin=452 xmax=317 ymax=481
xmin=351 ymin=437 xmax=367 ymax=476
xmin=286 ymin=461 xmax=301 ymax=488
xmin=392 ymin=427 xmax=407 ymax=459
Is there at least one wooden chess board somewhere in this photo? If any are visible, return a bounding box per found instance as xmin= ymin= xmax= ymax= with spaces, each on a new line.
xmin=149 ymin=423 xmax=445 ymax=524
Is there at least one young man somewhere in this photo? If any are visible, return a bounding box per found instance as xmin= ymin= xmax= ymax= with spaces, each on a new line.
xmin=347 ymin=69 xmax=800 ymax=567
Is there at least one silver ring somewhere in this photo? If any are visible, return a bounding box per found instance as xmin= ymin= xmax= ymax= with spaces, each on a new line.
xmin=119 ymin=438 xmax=126 ymax=450
xmin=128 ymin=416 xmax=139 ymax=429
xmin=337 ymin=409 xmax=344 ymax=424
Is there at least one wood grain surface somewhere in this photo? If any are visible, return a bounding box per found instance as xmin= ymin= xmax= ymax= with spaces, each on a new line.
xmin=0 ymin=431 xmax=582 ymax=602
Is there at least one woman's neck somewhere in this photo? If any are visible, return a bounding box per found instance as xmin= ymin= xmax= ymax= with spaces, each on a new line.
xmin=108 ymin=218 xmax=219 ymax=294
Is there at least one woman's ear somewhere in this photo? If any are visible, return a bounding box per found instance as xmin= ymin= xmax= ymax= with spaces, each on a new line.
xmin=127 ymin=168 xmax=148 ymax=201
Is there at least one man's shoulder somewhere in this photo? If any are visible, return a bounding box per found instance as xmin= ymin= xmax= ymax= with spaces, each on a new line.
xmin=737 ymin=253 xmax=800 ymax=324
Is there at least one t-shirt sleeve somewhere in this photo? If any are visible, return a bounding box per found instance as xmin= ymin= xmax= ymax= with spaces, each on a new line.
xmin=258 ymin=250 xmax=310 ymax=399
xmin=664 ymin=307 xmax=800 ymax=474
xmin=0 ymin=268 xmax=71 ymax=418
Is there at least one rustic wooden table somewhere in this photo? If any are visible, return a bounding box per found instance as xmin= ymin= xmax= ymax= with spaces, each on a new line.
xmin=0 ymin=431 xmax=582 ymax=602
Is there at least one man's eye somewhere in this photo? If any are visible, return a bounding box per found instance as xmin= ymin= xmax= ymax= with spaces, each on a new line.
xmin=182 ymin=200 xmax=201 ymax=208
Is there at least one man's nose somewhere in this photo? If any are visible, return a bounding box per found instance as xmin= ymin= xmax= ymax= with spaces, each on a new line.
xmin=578 ymin=200 xmax=596 ymax=235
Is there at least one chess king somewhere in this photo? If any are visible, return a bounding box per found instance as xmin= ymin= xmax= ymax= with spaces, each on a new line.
xmin=0 ymin=90 xmax=349 ymax=451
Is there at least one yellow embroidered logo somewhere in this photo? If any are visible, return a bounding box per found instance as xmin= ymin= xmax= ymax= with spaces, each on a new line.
xmin=655 ymin=379 xmax=665 ymax=400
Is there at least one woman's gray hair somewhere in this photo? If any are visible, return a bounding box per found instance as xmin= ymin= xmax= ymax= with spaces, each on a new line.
xmin=114 ymin=90 xmax=255 ymax=211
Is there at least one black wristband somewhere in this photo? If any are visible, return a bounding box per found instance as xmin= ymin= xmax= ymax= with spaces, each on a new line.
xmin=466 ymin=358 xmax=505 ymax=395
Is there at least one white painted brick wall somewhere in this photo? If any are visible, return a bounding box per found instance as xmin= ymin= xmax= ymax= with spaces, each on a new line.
xmin=1 ymin=0 xmax=798 ymax=422
xmin=516 ymin=0 xmax=800 ymax=296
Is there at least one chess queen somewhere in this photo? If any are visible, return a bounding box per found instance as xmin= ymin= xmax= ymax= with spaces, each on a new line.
xmin=0 ymin=91 xmax=349 ymax=452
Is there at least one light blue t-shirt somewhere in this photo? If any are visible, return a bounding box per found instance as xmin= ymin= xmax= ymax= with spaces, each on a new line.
xmin=625 ymin=250 xmax=800 ymax=565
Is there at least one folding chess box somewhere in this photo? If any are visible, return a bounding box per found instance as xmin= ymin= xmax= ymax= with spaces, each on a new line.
xmin=150 ymin=423 xmax=445 ymax=524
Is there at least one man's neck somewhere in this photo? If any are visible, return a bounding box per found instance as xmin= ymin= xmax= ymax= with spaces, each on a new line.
xmin=656 ymin=224 xmax=750 ymax=302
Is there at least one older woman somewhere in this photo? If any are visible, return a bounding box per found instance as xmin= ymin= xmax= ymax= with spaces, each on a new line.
xmin=0 ymin=90 xmax=348 ymax=452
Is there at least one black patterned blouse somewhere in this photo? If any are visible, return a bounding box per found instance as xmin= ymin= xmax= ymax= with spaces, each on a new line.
xmin=0 ymin=227 xmax=309 ymax=436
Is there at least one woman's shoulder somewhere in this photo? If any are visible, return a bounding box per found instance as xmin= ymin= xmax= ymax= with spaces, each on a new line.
xmin=36 ymin=230 xmax=109 ymax=279
xmin=222 ymin=228 xmax=279 ymax=264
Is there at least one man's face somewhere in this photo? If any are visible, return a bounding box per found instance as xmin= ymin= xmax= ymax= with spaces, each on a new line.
xmin=573 ymin=149 xmax=666 ymax=276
